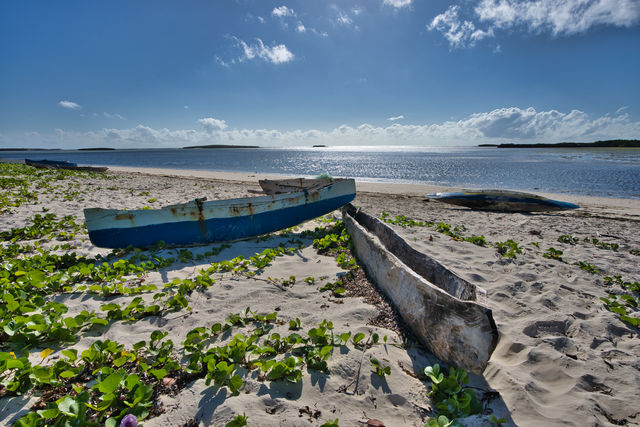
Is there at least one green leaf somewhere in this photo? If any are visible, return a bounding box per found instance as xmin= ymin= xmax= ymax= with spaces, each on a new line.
xmin=353 ymin=332 xmax=365 ymax=344
xmin=63 ymin=317 xmax=79 ymax=329
xmin=125 ymin=374 xmax=141 ymax=391
xmin=91 ymin=317 xmax=109 ymax=326
xmin=15 ymin=412 xmax=38 ymax=427
xmin=59 ymin=370 xmax=77 ymax=379
xmin=150 ymin=368 xmax=167 ymax=381
xmin=37 ymin=408 xmax=60 ymax=419
xmin=229 ymin=374 xmax=243 ymax=394
xmin=6 ymin=359 xmax=24 ymax=370
xmin=113 ymin=356 xmax=128 ymax=367
xmin=61 ymin=349 xmax=78 ymax=362
xmin=97 ymin=372 xmax=122 ymax=394
xmin=58 ymin=396 xmax=80 ymax=417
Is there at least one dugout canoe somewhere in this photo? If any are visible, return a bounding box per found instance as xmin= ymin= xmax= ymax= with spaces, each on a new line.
xmin=84 ymin=179 xmax=356 ymax=249
xmin=259 ymin=178 xmax=338 ymax=195
xmin=25 ymin=158 xmax=108 ymax=172
xmin=342 ymin=203 xmax=498 ymax=373
xmin=427 ymin=189 xmax=579 ymax=212
xmin=25 ymin=158 xmax=77 ymax=168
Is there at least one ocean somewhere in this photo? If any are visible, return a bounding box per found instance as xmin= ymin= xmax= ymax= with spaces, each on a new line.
xmin=2 ymin=146 xmax=639 ymax=199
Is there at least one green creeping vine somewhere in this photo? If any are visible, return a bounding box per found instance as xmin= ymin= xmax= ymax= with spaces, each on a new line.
xmin=6 ymin=309 xmax=375 ymax=426
xmin=311 ymin=221 xmax=357 ymax=270
xmin=495 ymin=240 xmax=522 ymax=259
xmin=542 ymin=247 xmax=564 ymax=262
xmin=0 ymin=213 xmax=83 ymax=243
xmin=584 ymin=236 xmax=619 ymax=251
xmin=0 ymin=163 xmax=114 ymax=213
xmin=381 ymin=211 xmax=433 ymax=228
xmin=380 ymin=213 xmax=486 ymax=247
xmin=423 ymin=364 xmax=481 ymax=423
xmin=601 ymin=276 xmax=640 ymax=328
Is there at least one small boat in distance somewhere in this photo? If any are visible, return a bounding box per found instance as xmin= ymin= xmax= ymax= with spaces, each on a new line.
xmin=25 ymin=158 xmax=108 ymax=172
xmin=342 ymin=204 xmax=498 ymax=373
xmin=427 ymin=189 xmax=579 ymax=212
xmin=259 ymin=178 xmax=337 ymax=195
xmin=25 ymin=158 xmax=77 ymax=168
xmin=84 ymin=178 xmax=356 ymax=248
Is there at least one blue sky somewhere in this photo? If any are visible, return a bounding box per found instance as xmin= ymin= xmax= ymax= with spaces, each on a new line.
xmin=1 ymin=0 xmax=639 ymax=148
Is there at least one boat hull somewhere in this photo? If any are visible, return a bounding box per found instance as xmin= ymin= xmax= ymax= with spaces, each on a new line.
xmin=342 ymin=204 xmax=498 ymax=374
xmin=25 ymin=159 xmax=107 ymax=172
xmin=428 ymin=190 xmax=579 ymax=212
xmin=84 ymin=179 xmax=355 ymax=248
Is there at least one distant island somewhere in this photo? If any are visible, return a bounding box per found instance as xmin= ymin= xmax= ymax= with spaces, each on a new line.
xmin=479 ymin=139 xmax=640 ymax=148
xmin=0 ymin=148 xmax=62 ymax=151
xmin=182 ymin=144 xmax=260 ymax=149
xmin=312 ymin=145 xmax=328 ymax=148
xmin=78 ymin=147 xmax=116 ymax=151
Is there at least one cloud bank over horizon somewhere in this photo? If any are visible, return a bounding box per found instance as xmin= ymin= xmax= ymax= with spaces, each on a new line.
xmin=3 ymin=107 xmax=638 ymax=149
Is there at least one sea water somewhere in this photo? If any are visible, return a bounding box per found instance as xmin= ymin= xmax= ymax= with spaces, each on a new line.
xmin=2 ymin=146 xmax=639 ymax=199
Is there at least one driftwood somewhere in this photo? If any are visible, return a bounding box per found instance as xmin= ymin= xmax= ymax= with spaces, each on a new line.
xmin=342 ymin=204 xmax=498 ymax=374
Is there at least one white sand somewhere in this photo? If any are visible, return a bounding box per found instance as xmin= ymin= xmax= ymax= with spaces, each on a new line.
xmin=1 ymin=166 xmax=638 ymax=427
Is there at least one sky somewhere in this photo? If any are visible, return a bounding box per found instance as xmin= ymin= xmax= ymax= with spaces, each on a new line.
xmin=1 ymin=0 xmax=639 ymax=149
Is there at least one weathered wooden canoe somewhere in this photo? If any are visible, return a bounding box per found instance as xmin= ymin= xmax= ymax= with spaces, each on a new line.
xmin=427 ymin=189 xmax=579 ymax=212
xmin=25 ymin=158 xmax=108 ymax=172
xmin=342 ymin=204 xmax=498 ymax=374
xmin=259 ymin=178 xmax=338 ymax=195
xmin=84 ymin=179 xmax=356 ymax=248
xmin=25 ymin=158 xmax=77 ymax=168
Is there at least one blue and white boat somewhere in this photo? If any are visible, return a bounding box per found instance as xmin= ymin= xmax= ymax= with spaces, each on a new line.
xmin=84 ymin=179 xmax=356 ymax=248
xmin=427 ymin=189 xmax=579 ymax=212
xmin=25 ymin=158 xmax=78 ymax=168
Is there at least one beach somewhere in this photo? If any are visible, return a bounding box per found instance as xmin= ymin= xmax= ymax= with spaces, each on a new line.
xmin=1 ymin=165 xmax=639 ymax=427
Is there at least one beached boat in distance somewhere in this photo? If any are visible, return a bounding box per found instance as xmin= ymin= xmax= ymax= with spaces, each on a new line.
xmin=259 ymin=178 xmax=337 ymax=195
xmin=25 ymin=158 xmax=77 ymax=168
xmin=427 ymin=189 xmax=579 ymax=212
xmin=84 ymin=179 xmax=356 ymax=248
xmin=25 ymin=158 xmax=108 ymax=172
xmin=342 ymin=203 xmax=498 ymax=374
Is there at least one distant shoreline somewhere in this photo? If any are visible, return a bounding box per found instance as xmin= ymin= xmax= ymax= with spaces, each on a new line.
xmin=478 ymin=139 xmax=640 ymax=148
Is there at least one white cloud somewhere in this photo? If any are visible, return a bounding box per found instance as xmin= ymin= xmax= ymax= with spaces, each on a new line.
xmin=428 ymin=6 xmax=493 ymax=48
xmin=198 ymin=117 xmax=228 ymax=132
xmin=10 ymin=107 xmax=640 ymax=149
xmin=272 ymin=6 xmax=295 ymax=17
xmin=430 ymin=0 xmax=640 ymax=47
xmin=388 ymin=115 xmax=405 ymax=121
xmin=58 ymin=100 xmax=82 ymax=110
xmin=383 ymin=0 xmax=413 ymax=8
xmin=296 ymin=22 xmax=306 ymax=33
xmin=337 ymin=12 xmax=353 ymax=26
xmin=232 ymin=37 xmax=294 ymax=64
xmin=103 ymin=112 xmax=125 ymax=120
xmin=475 ymin=0 xmax=640 ymax=35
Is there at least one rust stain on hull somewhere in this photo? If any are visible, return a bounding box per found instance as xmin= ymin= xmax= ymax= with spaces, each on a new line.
xmin=229 ymin=202 xmax=255 ymax=217
xmin=115 ymin=213 xmax=135 ymax=221
xmin=195 ymin=198 xmax=207 ymax=236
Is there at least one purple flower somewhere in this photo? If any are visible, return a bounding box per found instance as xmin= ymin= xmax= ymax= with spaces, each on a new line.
xmin=120 ymin=414 xmax=138 ymax=427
